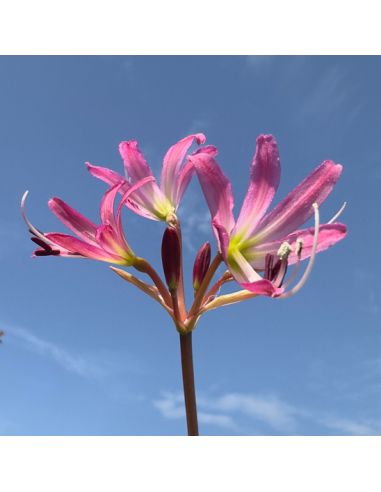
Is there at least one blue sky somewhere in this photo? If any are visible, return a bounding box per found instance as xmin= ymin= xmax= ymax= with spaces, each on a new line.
xmin=0 ymin=56 xmax=380 ymax=436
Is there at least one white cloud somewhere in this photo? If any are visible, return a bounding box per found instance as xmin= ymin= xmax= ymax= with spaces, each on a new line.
xmin=297 ymin=66 xmax=348 ymax=118
xmin=246 ymin=55 xmax=273 ymax=71
xmin=208 ymin=393 xmax=301 ymax=432
xmin=154 ymin=390 xmax=381 ymax=435
xmin=179 ymin=206 xmax=212 ymax=252
xmin=320 ymin=416 xmax=381 ymax=436
xmin=198 ymin=412 xmax=237 ymax=431
xmin=186 ymin=116 xmax=211 ymax=135
xmin=153 ymin=392 xmax=238 ymax=431
xmin=5 ymin=324 xmax=144 ymax=381
xmin=7 ymin=325 xmax=105 ymax=379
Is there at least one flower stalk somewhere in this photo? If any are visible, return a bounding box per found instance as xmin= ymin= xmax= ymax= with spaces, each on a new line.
xmin=179 ymin=332 xmax=198 ymax=436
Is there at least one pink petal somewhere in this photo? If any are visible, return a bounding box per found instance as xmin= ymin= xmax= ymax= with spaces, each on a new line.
xmin=48 ymin=198 xmax=98 ymax=244
xmin=119 ymin=140 xmax=154 ymax=181
xmin=212 ymin=221 xmax=230 ymax=259
xmin=227 ymin=248 xmax=282 ymax=297
xmin=86 ymin=162 xmax=127 ymax=188
xmin=175 ymin=145 xmax=219 ymax=205
xmin=255 ymin=160 xmax=342 ymax=242
xmin=87 ymin=162 xmax=161 ymax=220
xmin=95 ymin=224 xmax=133 ymax=260
xmin=100 ymin=184 xmax=121 ymax=228
xmin=240 ymin=279 xmax=282 ymax=297
xmin=234 ymin=134 xmax=280 ymax=240
xmin=190 ymin=151 xmax=235 ymax=234
xmin=160 ymin=133 xmax=206 ymax=204
xmin=248 ymin=223 xmax=347 ymax=269
xmin=115 ymin=176 xmax=156 ymax=248
xmin=46 ymin=233 xmax=123 ymax=263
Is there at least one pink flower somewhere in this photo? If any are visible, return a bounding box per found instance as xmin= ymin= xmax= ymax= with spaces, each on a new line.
xmin=21 ymin=177 xmax=154 ymax=265
xmin=86 ymin=134 xmax=213 ymax=222
xmin=190 ymin=134 xmax=347 ymax=298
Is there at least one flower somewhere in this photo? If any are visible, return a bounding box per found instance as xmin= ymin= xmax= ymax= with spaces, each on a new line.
xmin=86 ymin=133 xmax=214 ymax=222
xmin=190 ymin=134 xmax=347 ymax=298
xmin=21 ymin=177 xmax=154 ymax=265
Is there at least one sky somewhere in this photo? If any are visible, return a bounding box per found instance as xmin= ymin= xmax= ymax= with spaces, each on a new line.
xmin=0 ymin=56 xmax=380 ymax=436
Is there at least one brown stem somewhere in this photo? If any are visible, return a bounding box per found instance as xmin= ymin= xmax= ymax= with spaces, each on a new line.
xmin=179 ymin=332 xmax=199 ymax=436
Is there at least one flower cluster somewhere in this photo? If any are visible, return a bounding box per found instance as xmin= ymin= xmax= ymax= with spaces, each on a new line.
xmin=22 ymin=133 xmax=347 ymax=332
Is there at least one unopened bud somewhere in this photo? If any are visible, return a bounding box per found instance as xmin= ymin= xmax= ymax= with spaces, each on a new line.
xmin=161 ymin=227 xmax=181 ymax=292
xmin=192 ymin=242 xmax=211 ymax=292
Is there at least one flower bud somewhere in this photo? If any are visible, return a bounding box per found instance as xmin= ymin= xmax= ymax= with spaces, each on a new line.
xmin=192 ymin=242 xmax=211 ymax=292
xmin=161 ymin=227 xmax=181 ymax=292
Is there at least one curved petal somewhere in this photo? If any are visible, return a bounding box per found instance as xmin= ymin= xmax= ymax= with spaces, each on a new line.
xmin=115 ymin=176 xmax=156 ymax=249
xmin=119 ymin=140 xmax=154 ymax=181
xmin=48 ymin=198 xmax=98 ymax=244
xmin=255 ymin=160 xmax=342 ymax=242
xmin=212 ymin=221 xmax=230 ymax=259
xmin=160 ymin=133 xmax=206 ymax=204
xmin=227 ymin=248 xmax=281 ymax=297
xmin=175 ymin=145 xmax=219 ymax=205
xmin=190 ymin=152 xmax=235 ymax=233
xmin=246 ymin=223 xmax=347 ymax=270
xmin=239 ymin=279 xmax=282 ymax=297
xmin=234 ymin=134 xmax=280 ymax=240
xmin=86 ymin=162 xmax=163 ymax=221
xmin=46 ymin=233 xmax=124 ymax=263
xmin=86 ymin=162 xmax=127 ymax=188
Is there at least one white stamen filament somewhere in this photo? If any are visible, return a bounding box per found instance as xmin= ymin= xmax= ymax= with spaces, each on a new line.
xmin=280 ymin=203 xmax=320 ymax=299
xmin=20 ymin=191 xmax=56 ymax=246
xmin=328 ymin=201 xmax=346 ymax=224
xmin=282 ymin=238 xmax=303 ymax=289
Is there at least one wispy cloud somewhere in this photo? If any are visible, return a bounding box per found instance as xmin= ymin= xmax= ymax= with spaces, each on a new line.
xmin=185 ymin=116 xmax=211 ymax=135
xmin=154 ymin=391 xmax=303 ymax=433
xmin=204 ymin=393 xmax=303 ymax=433
xmin=7 ymin=325 xmax=105 ymax=379
xmin=245 ymin=55 xmax=273 ymax=71
xmin=5 ymin=324 xmax=144 ymax=381
xmin=296 ymin=66 xmax=351 ymax=119
xmin=319 ymin=416 xmax=381 ymax=436
xmin=178 ymin=204 xmax=211 ymax=253
xmin=154 ymin=390 xmax=381 ymax=435
xmin=153 ymin=392 xmax=238 ymax=431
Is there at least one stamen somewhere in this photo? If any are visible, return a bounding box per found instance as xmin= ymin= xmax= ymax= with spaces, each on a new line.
xmin=295 ymin=238 xmax=303 ymax=257
xmin=31 ymin=236 xmax=52 ymax=251
xmin=264 ymin=254 xmax=274 ymax=280
xmin=273 ymin=259 xmax=288 ymax=287
xmin=280 ymin=203 xmax=320 ymax=299
xmin=328 ymin=201 xmax=346 ymax=224
xmin=277 ymin=241 xmax=293 ymax=261
xmin=21 ymin=191 xmax=55 ymax=247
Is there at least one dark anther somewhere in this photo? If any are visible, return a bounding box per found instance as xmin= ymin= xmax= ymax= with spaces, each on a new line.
xmin=264 ymin=253 xmax=288 ymax=287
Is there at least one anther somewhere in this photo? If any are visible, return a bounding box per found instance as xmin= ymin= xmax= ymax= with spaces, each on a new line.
xmin=277 ymin=241 xmax=293 ymax=261
xmin=295 ymin=238 xmax=303 ymax=258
